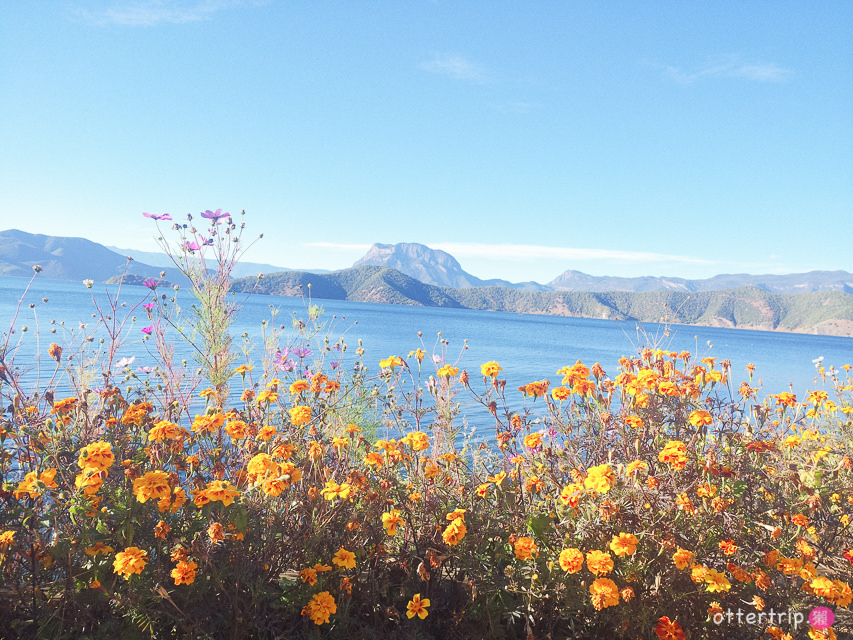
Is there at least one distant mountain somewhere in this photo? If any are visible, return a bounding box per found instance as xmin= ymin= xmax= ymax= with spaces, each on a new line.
xmin=0 ymin=229 xmax=186 ymax=284
xmin=549 ymin=269 xmax=853 ymax=295
xmin=106 ymin=246 xmax=327 ymax=279
xmin=232 ymin=266 xmax=853 ymax=337
xmin=353 ymin=243 xmax=550 ymax=291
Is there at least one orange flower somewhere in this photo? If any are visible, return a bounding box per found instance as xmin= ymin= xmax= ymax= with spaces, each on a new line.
xmin=208 ymin=522 xmax=225 ymax=544
xmin=586 ymin=550 xmax=614 ymax=576
xmin=381 ymin=509 xmax=404 ymax=536
xmin=558 ymin=548 xmax=584 ymax=573
xmin=672 ymin=548 xmax=694 ymax=570
xmin=113 ymin=547 xmax=148 ymax=579
xmin=443 ymin=517 xmax=467 ymax=546
xmin=658 ymin=440 xmax=688 ymax=470
xmin=132 ymin=470 xmax=171 ymax=503
xmin=332 ymin=547 xmax=356 ymax=570
xmin=718 ymin=539 xmax=738 ymax=555
xmin=77 ymin=442 xmax=114 ymax=472
xmin=584 ymin=464 xmax=615 ymax=494
xmin=302 ymin=591 xmax=337 ymax=625
xmin=688 ymin=410 xmax=713 ymax=427
xmin=171 ymin=559 xmax=198 ymax=585
xmin=406 ymin=593 xmax=430 ymax=619
xmin=480 ymin=361 xmax=502 ymax=378
xmin=655 ymin=616 xmax=686 ymax=640
xmin=289 ymin=406 xmax=311 ymax=426
xmin=523 ymin=433 xmax=543 ymax=449
xmin=514 ymin=537 xmax=538 ymax=560
xmin=589 ymin=577 xmax=619 ymax=610
xmin=610 ymin=533 xmax=638 ymax=556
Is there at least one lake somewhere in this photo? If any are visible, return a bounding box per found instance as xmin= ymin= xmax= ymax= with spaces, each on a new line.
xmin=2 ymin=276 xmax=852 ymax=426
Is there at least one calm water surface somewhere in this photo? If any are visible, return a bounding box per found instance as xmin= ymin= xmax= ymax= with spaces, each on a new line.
xmin=2 ymin=276 xmax=852 ymax=425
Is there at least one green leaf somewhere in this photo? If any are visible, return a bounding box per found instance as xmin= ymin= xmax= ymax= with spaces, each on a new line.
xmin=730 ymin=481 xmax=748 ymax=497
xmin=527 ymin=515 xmax=551 ymax=539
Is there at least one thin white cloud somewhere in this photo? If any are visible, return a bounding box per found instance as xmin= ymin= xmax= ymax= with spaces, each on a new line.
xmin=653 ymin=55 xmax=791 ymax=84
xmin=303 ymin=242 xmax=373 ymax=251
xmin=420 ymin=54 xmax=490 ymax=84
xmin=431 ymin=242 xmax=719 ymax=265
xmin=72 ymin=0 xmax=257 ymax=27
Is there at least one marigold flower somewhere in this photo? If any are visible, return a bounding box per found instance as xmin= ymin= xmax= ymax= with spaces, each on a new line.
xmin=672 ymin=548 xmax=693 ymax=570
xmin=14 ymin=468 xmax=59 ymax=499
xmin=514 ymin=537 xmax=538 ymax=560
xmin=148 ymin=419 xmax=184 ymax=442
xmin=154 ymin=520 xmax=171 ymax=539
xmin=407 ymin=593 xmax=430 ymax=619
xmin=299 ymin=567 xmax=318 ymax=585
xmin=586 ymin=550 xmax=614 ymax=575
xmin=558 ymin=548 xmax=584 ymax=573
xmin=132 ymin=470 xmax=171 ymax=503
xmin=523 ymin=433 xmax=543 ymax=449
xmin=480 ymin=361 xmax=502 ymax=378
xmin=610 ymin=533 xmax=638 ymax=556
xmin=302 ymin=591 xmax=336 ymax=625
xmin=704 ymin=568 xmax=731 ymax=593
xmin=655 ymin=616 xmax=686 ymax=640
xmin=382 ymin=509 xmax=404 ymax=536
xmin=321 ymin=480 xmax=352 ymax=501
xmin=0 ymin=530 xmax=15 ymax=548
xmin=208 ymin=522 xmax=225 ymax=544
xmin=584 ymin=463 xmax=615 ymax=494
xmin=379 ymin=355 xmax=405 ymax=371
xmin=688 ymin=410 xmax=713 ymax=427
xmin=658 ymin=440 xmax=688 ymax=470
xmin=171 ymin=560 xmax=198 ymax=585
xmin=625 ymin=460 xmax=648 ymax=476
xmin=488 ymin=471 xmax=508 ymax=486
xmin=401 ymin=431 xmax=429 ymax=451
xmin=78 ymin=442 xmax=114 ymax=472
xmin=559 ymin=483 xmax=583 ymax=507
xmin=332 ymin=547 xmax=356 ymax=570
xmin=113 ymin=547 xmax=148 ymax=579
xmin=289 ymin=406 xmax=311 ymax=426
xmin=192 ymin=412 xmax=225 ymax=434
xmin=589 ymin=577 xmax=619 ymax=610
xmin=442 ymin=518 xmax=466 ymax=546
xmin=205 ymin=480 xmax=240 ymax=506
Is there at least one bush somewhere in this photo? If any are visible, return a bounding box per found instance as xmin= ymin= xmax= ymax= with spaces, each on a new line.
xmin=1 ymin=211 xmax=851 ymax=639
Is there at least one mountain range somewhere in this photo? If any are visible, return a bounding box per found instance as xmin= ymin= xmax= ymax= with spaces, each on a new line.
xmin=3 ymin=230 xmax=853 ymax=336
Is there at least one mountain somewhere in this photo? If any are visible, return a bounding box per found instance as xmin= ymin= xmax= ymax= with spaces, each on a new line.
xmin=233 ymin=267 xmax=853 ymax=337
xmin=548 ymin=269 xmax=853 ymax=294
xmin=353 ymin=242 xmax=550 ymax=291
xmin=0 ymin=229 xmax=186 ymax=284
xmin=106 ymin=246 xmax=328 ymax=279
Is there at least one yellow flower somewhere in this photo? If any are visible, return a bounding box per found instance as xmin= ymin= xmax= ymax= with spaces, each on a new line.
xmin=289 ymin=406 xmax=311 ymax=426
xmin=406 ymin=593 xmax=430 ymax=619
xmin=379 ymin=355 xmax=405 ymax=371
xmin=436 ymin=364 xmax=459 ymax=377
xmin=586 ymin=550 xmax=614 ymax=575
xmin=204 ymin=480 xmax=240 ymax=506
xmin=524 ymin=433 xmax=543 ymax=449
xmin=148 ymin=419 xmax=184 ymax=442
xmin=558 ymin=548 xmax=584 ymax=573
xmin=609 ymin=533 xmax=638 ymax=556
xmin=584 ymin=464 xmax=615 ymax=494
xmin=688 ymin=410 xmax=713 ymax=427
xmin=302 ymin=591 xmax=337 ymax=625
xmin=132 ymin=470 xmax=171 ymax=503
xmin=514 ymin=537 xmax=538 ymax=560
xmin=401 ymin=431 xmax=430 ymax=451
xmin=321 ymin=480 xmax=352 ymax=501
xmin=658 ymin=440 xmax=688 ymax=470
xmin=704 ymin=568 xmax=731 ymax=593
xmin=113 ymin=547 xmax=148 ymax=579
xmin=559 ymin=483 xmax=583 ymax=507
xmin=382 ymin=509 xmax=404 ymax=536
xmin=171 ymin=560 xmax=197 ymax=585
xmin=77 ymin=442 xmax=114 ymax=472
xmin=672 ymin=548 xmax=694 ymax=570
xmin=0 ymin=530 xmax=15 ymax=548
xmin=589 ymin=577 xmax=620 ymax=610
xmin=289 ymin=380 xmax=310 ymax=394
xmin=332 ymin=547 xmax=356 ymax=570
xmin=626 ymin=460 xmax=648 ymax=476
xmin=480 ymin=361 xmax=502 ymax=378
xmin=442 ymin=518 xmax=467 ymax=546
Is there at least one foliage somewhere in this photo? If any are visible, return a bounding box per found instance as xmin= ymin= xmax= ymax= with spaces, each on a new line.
xmin=1 ymin=212 xmax=852 ymax=640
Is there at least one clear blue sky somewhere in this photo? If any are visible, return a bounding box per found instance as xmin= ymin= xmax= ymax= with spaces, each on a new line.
xmin=1 ymin=1 xmax=850 ymax=283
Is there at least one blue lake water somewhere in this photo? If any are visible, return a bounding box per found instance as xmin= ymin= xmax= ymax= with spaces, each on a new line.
xmin=2 ymin=276 xmax=852 ymax=428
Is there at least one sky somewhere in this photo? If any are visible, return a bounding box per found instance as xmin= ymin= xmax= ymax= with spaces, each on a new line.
xmin=1 ymin=1 xmax=851 ymax=284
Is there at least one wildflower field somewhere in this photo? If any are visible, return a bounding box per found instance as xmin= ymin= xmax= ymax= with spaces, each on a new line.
xmin=1 ymin=212 xmax=852 ymax=640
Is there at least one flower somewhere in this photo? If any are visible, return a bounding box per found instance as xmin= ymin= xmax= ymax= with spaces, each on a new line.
xmin=84 ymin=541 xmax=114 ymax=556
xmin=558 ymin=548 xmax=584 ymax=573
xmin=514 ymin=537 xmax=538 ymax=560
xmin=302 ymin=591 xmax=336 ymax=625
xmin=379 ymin=355 xmax=405 ymax=371
xmin=688 ymin=410 xmax=713 ymax=427
xmin=704 ymin=568 xmax=732 ymax=592
xmin=718 ymin=539 xmax=738 ymax=555
xmin=585 ymin=550 xmax=614 ymax=575
xmin=332 ymin=547 xmax=356 ymax=570
xmin=132 ymin=470 xmax=171 ymax=503
xmin=78 ymin=441 xmax=114 ymax=472
xmin=321 ymin=480 xmax=352 ymax=501
xmin=443 ymin=517 xmax=467 ymax=545
xmin=406 ymin=593 xmax=430 ymax=619
xmin=559 ymin=483 xmax=583 ymax=507
xmin=0 ymin=530 xmax=15 ymax=548
xmin=200 ymin=208 xmax=231 ymax=224
xmin=204 ymin=480 xmax=240 ymax=506
xmin=610 ymin=533 xmax=638 ymax=556
xmin=655 ymin=616 xmax=686 ymax=640
xmin=142 ymin=212 xmax=173 ymax=220
xmin=141 ymin=326 xmax=153 ymax=335
xmin=208 ymin=522 xmax=225 ymax=544
xmin=584 ymin=464 xmax=615 ymax=494
xmin=524 ymin=433 xmax=543 ymax=449
xmin=436 ymin=364 xmax=459 ymax=377
xmin=289 ymin=406 xmax=311 ymax=426
xmin=382 ymin=509 xmax=404 ymax=536
xmin=672 ymin=548 xmax=694 ymax=570
xmin=658 ymin=440 xmax=688 ymax=470
xmin=589 ymin=578 xmax=620 ymax=610
xmin=113 ymin=547 xmax=148 ymax=579
xmin=480 ymin=361 xmax=502 ymax=378
xmin=171 ymin=560 xmax=198 ymax=585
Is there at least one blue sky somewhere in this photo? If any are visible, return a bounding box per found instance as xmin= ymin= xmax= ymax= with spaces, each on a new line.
xmin=1 ymin=1 xmax=850 ymax=283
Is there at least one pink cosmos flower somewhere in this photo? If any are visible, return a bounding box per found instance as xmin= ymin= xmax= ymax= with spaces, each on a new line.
xmin=141 ymin=326 xmax=153 ymax=335
xmin=143 ymin=212 xmax=173 ymax=221
xmin=200 ymin=209 xmax=231 ymax=224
